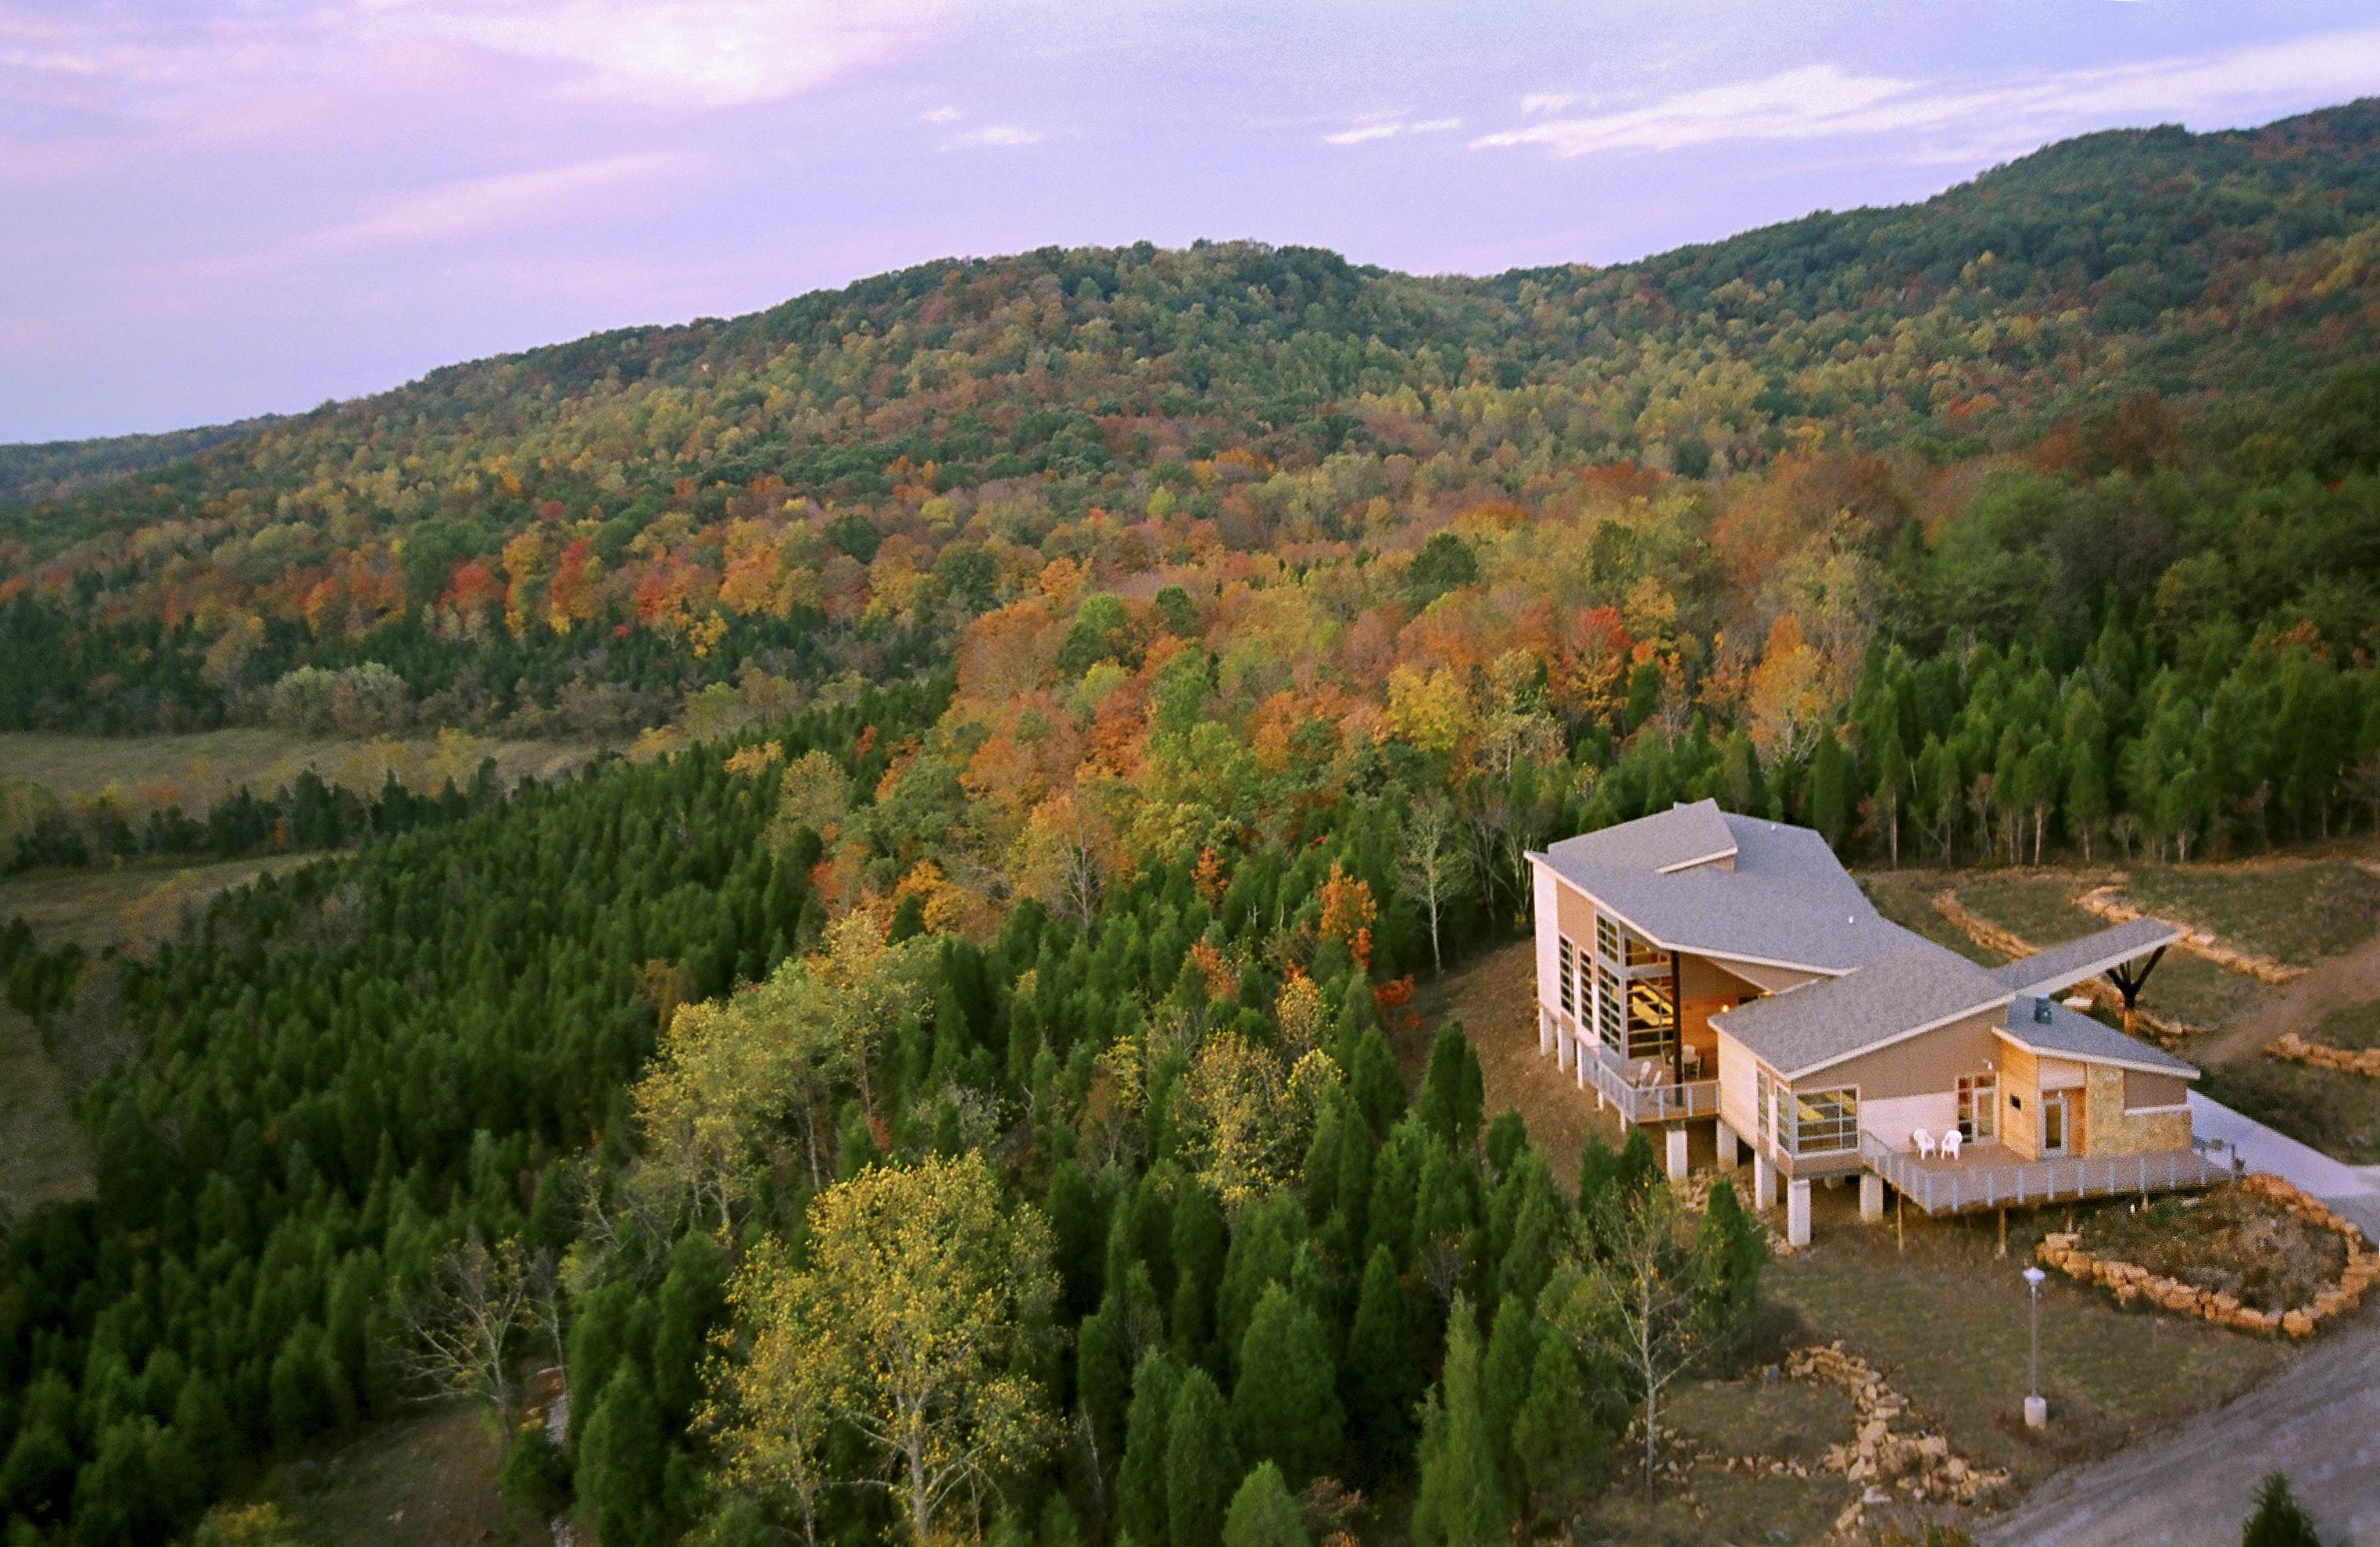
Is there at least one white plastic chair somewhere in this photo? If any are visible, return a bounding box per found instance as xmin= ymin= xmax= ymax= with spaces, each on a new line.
xmin=1912 ymin=1128 xmax=1937 ymax=1159
xmin=1941 ymin=1129 xmax=1963 ymax=1162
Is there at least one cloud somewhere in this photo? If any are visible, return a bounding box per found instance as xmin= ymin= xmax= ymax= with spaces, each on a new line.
xmin=938 ymin=124 xmax=1041 ymax=151
xmin=310 ymin=153 xmax=693 ymax=248
xmin=1322 ymin=113 xmax=1462 ymax=147
xmin=1477 ymin=26 xmax=2380 ymax=163
xmin=923 ymin=105 xmax=961 ymax=123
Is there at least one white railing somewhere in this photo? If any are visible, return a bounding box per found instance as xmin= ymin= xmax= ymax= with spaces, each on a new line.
xmin=1583 ymin=1045 xmax=1720 ymax=1123
xmin=1859 ymin=1133 xmax=2235 ymax=1215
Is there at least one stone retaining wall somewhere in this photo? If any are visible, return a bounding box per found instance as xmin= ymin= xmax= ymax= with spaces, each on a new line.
xmin=2035 ymin=1174 xmax=2377 ymax=1338
xmin=2265 ymin=1030 xmax=2380 ymax=1080
xmin=2076 ymin=883 xmax=2304 ymax=984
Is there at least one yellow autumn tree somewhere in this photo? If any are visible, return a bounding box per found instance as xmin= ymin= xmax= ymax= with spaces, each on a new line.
xmin=1173 ymin=1031 xmax=1342 ymax=1208
xmin=707 ymin=1155 xmax=1058 ymax=1545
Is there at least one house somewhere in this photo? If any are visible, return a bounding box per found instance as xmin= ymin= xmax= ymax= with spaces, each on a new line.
xmin=1526 ymin=800 xmax=2226 ymax=1245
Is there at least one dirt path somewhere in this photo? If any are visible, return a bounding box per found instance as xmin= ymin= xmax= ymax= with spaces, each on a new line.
xmin=2197 ymin=929 xmax=2380 ymax=1067
xmin=1978 ymin=1311 xmax=2380 ymax=1546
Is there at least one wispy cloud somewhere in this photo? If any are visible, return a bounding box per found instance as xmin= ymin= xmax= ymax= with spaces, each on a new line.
xmin=1322 ymin=112 xmax=1462 ymax=147
xmin=1476 ymin=26 xmax=2380 ymax=163
xmin=938 ymin=123 xmax=1042 ymax=152
xmin=310 ymin=153 xmax=693 ymax=248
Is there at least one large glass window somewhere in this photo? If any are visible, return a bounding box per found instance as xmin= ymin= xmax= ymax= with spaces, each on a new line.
xmin=1557 ymin=936 xmax=1576 ymax=1016
xmin=1624 ymin=976 xmax=1677 ymax=1062
xmin=1784 ymin=1087 xmax=1859 ymax=1155
xmin=1595 ymin=915 xmax=1619 ymax=961
xmin=1755 ymin=1067 xmax=1773 ymax=1141
xmin=1956 ymin=1073 xmax=1997 ymax=1142
xmin=1596 ymin=964 xmax=1623 ymax=1054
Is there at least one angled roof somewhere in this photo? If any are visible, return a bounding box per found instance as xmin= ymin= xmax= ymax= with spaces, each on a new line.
xmin=1996 ymin=996 xmax=2199 ymax=1078
xmin=1988 ymin=918 xmax=2180 ymax=998
xmin=1707 ymin=941 xmax=2012 ymax=1080
xmin=1536 ymin=805 xmax=1906 ymax=972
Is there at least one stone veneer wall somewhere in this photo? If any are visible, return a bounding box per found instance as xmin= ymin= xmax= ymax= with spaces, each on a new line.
xmin=2082 ymin=1063 xmax=2192 ymax=1157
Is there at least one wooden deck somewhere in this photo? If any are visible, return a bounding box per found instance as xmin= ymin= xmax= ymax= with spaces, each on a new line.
xmin=1859 ymin=1133 xmax=2238 ymax=1215
xmin=1575 ymin=1040 xmax=1720 ymax=1124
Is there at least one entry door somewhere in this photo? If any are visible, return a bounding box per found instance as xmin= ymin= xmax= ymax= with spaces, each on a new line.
xmin=2040 ymin=1090 xmax=2070 ymax=1157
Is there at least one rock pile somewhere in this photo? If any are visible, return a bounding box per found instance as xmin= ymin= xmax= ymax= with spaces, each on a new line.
xmin=2035 ymin=1174 xmax=2376 ymax=1338
xmin=1786 ymin=1342 xmax=2007 ymax=1540
xmin=2265 ymin=1030 xmax=2380 ymax=1080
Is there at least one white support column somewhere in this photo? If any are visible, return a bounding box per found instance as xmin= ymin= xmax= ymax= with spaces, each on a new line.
xmin=1716 ymin=1124 xmax=1740 ymax=1172
xmin=1859 ymin=1172 xmax=1884 ymax=1223
xmin=1787 ymin=1179 xmax=1813 ymax=1248
xmin=1538 ymin=1008 xmax=1553 ymax=1058
xmin=1753 ymin=1152 xmax=1776 ymax=1211
xmin=1556 ymin=1019 xmax=1573 ymax=1073
xmin=1665 ymin=1126 xmax=1689 ymax=1183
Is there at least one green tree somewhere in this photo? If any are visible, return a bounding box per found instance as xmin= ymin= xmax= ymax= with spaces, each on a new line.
xmin=579 ymin=1366 xmax=665 ymax=1547
xmin=1415 ymin=1022 xmax=1484 ymax=1152
xmin=1342 ymin=1244 xmax=1419 ymax=1477
xmin=1692 ymin=1178 xmax=1766 ymax=1372
xmin=1478 ymin=1296 xmax=1539 ymax=1500
xmin=1229 ymin=1284 xmax=1344 ymax=1485
xmin=2241 ymin=1472 xmax=2322 ymax=1547
xmin=1221 ymin=1462 xmax=1312 ymax=1547
xmin=1165 ymin=1370 xmax=1243 ymax=1547
xmin=1119 ymin=1352 xmax=1183 ymax=1547
xmin=1510 ymin=1338 xmax=1607 ymax=1524
xmin=1409 ymin=1298 xmax=1502 ymax=1547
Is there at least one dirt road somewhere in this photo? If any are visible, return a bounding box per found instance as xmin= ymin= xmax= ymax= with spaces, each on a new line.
xmin=2197 ymin=929 xmax=2380 ymax=1066
xmin=1979 ymin=1312 xmax=2380 ymax=1546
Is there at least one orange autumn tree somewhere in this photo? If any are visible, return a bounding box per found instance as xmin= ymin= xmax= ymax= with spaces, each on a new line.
xmin=1317 ymin=861 xmax=1377 ymax=974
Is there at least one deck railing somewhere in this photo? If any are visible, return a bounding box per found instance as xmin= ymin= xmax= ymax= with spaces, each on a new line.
xmin=1858 ymin=1133 xmax=2236 ymax=1215
xmin=1581 ymin=1044 xmax=1720 ymax=1123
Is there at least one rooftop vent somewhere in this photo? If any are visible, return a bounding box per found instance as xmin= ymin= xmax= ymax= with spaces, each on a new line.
xmin=2033 ymin=997 xmax=2054 ymax=1024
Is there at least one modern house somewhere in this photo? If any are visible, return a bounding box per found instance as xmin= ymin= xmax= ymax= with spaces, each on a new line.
xmin=1527 ymin=801 xmax=2228 ymax=1245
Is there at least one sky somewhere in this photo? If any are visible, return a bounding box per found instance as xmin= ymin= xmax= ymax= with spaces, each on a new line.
xmin=4 ymin=2 xmax=2379 ymax=442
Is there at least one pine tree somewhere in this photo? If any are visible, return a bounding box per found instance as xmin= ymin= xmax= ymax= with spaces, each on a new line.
xmin=1614 ymin=1126 xmax=1659 ymax=1198
xmin=1230 ymin=1284 xmax=1345 ymax=1485
xmin=1342 ymin=1244 xmax=1419 ymax=1477
xmin=2242 ymin=1472 xmax=2323 ymax=1547
xmin=1221 ymin=1462 xmax=1312 ymax=1547
xmin=1692 ymin=1178 xmax=1766 ymax=1371
xmin=1119 ymin=1352 xmax=1182 ymax=1547
xmin=1416 ymin=1022 xmax=1484 ymax=1151
xmin=579 ymin=1365 xmax=664 ymax=1547
xmin=1165 ymin=1370 xmax=1243 ymax=1547
xmin=1171 ymin=1181 xmax=1229 ymax=1359
xmin=1409 ymin=1298 xmax=1502 ymax=1547
xmin=1079 ymin=1301 xmax=1134 ymax=1480
xmin=1809 ymin=727 xmax=1852 ymax=847
xmin=1348 ymin=1026 xmax=1407 ymax=1137
xmin=1478 ymin=1296 xmax=1539 ymax=1501
xmin=1510 ymin=1337 xmax=1607 ymax=1524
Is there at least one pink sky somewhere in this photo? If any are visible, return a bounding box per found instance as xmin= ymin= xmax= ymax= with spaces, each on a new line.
xmin=5 ymin=1 xmax=2378 ymax=440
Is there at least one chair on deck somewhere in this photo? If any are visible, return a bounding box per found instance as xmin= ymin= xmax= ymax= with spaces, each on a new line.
xmin=1941 ymin=1129 xmax=1963 ymax=1162
xmin=1911 ymin=1129 xmax=1938 ymax=1159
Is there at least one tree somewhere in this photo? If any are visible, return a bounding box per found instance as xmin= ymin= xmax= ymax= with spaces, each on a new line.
xmin=1165 ymin=1370 xmax=1243 ymax=1547
xmin=1478 ymin=1296 xmax=1538 ymax=1501
xmin=396 ymin=1232 xmax=547 ymax=1446
xmin=2241 ymin=1471 xmax=2322 ymax=1547
xmin=708 ymin=1154 xmax=1058 ymax=1545
xmin=1410 ymin=1297 xmax=1502 ymax=1547
xmin=1544 ymin=1182 xmax=1702 ymax=1493
xmin=1342 ymin=1244 xmax=1419 ymax=1477
xmin=580 ymin=1366 xmax=665 ymax=1547
xmin=1229 ymin=1284 xmax=1344 ymax=1485
xmin=1397 ymin=795 xmax=1473 ymax=973
xmin=1222 ymin=1463 xmax=1312 ymax=1547
xmin=1510 ymin=1337 xmax=1607 ymax=1525
xmin=1692 ymin=1178 xmax=1766 ymax=1372
xmin=1415 ymin=1021 xmax=1484 ymax=1153
xmin=1119 ymin=1352 xmax=1183 ymax=1547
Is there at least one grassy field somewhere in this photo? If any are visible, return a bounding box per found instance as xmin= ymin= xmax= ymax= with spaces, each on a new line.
xmin=0 ymin=853 xmax=314 ymax=952
xmin=1859 ymin=869 xmax=1999 ymax=965
xmin=0 ymin=1004 xmax=92 ymax=1209
xmin=266 ymin=1402 xmax=520 ymax=1547
xmin=2203 ymin=999 xmax=2380 ymax=1164
xmin=2126 ymin=861 xmax=2380 ymax=967
xmin=0 ymin=727 xmax=601 ymax=816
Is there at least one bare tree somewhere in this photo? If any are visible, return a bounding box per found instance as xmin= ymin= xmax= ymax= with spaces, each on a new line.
xmin=1543 ymin=1184 xmax=1705 ymax=1495
xmin=1398 ymin=795 xmax=1473 ymax=975
xmin=399 ymin=1232 xmax=552 ymax=1445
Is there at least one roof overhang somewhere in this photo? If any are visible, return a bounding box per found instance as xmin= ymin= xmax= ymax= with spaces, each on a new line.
xmin=1765 ymin=994 xmax=2016 ymax=1082
xmin=1994 ymin=921 xmax=2182 ymax=999
xmin=1989 ymin=1026 xmax=2202 ymax=1081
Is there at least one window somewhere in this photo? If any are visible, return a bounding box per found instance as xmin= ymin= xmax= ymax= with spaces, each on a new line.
xmin=1623 ymin=935 xmax=1666 ymax=969
xmin=1956 ymin=1073 xmax=1998 ymax=1141
xmin=1596 ymin=915 xmax=1619 ymax=962
xmin=1557 ymin=936 xmax=1577 ymax=1016
xmin=1624 ymin=976 xmax=1677 ymax=1061
xmin=1596 ymin=964 xmax=1623 ymax=1053
xmin=1755 ymin=1067 xmax=1773 ymax=1141
xmin=1784 ymin=1087 xmax=1858 ymax=1155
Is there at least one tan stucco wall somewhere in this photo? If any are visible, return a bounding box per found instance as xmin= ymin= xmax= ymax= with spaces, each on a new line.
xmin=1798 ymin=1008 xmax=2005 ymax=1101
xmin=2124 ymin=1069 xmax=2192 ymax=1111
xmin=2088 ymin=1064 xmax=2193 ymax=1156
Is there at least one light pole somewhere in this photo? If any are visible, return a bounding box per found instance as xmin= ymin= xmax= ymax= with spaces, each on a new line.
xmin=2021 ymin=1265 xmax=2048 ymax=1429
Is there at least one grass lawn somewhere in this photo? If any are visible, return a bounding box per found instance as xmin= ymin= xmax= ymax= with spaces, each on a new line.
xmin=0 ymin=727 xmax=601 ymax=817
xmin=1766 ymin=1185 xmax=2291 ymax=1494
xmin=269 ymin=1402 xmax=521 ymax=1547
xmin=0 ymin=1004 xmax=92 ymax=1209
xmin=1859 ymin=869 xmax=1999 ymax=965
xmin=2310 ymin=1000 xmax=2380 ymax=1051
xmin=0 ymin=853 xmax=313 ymax=952
xmin=2125 ymin=861 xmax=2380 ymax=967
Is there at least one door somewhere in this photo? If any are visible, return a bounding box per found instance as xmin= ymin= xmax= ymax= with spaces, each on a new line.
xmin=2040 ymin=1090 xmax=2070 ymax=1157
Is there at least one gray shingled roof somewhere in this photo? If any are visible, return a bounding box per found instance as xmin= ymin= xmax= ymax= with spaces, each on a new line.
xmin=1988 ymin=918 xmax=2180 ymax=997
xmin=1545 ymin=797 xmax=1738 ymax=873
xmin=1998 ymin=996 xmax=2199 ymax=1077
xmin=1536 ymin=808 xmax=1909 ymax=972
xmin=1707 ymin=941 xmax=2012 ymax=1079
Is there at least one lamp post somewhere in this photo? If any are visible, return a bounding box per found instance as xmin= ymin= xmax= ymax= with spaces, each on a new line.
xmin=2021 ymin=1265 xmax=2048 ymax=1429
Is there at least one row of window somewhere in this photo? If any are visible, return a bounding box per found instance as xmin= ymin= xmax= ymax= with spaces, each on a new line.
xmin=1559 ymin=919 xmax=1675 ymax=1064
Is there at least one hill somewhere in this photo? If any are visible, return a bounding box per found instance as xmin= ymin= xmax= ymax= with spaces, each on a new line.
xmin=0 ymin=417 xmax=278 ymax=507
xmin=4 ymin=103 xmax=2380 ymax=737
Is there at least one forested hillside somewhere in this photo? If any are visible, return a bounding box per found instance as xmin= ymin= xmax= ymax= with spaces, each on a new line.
xmin=5 ymin=100 xmax=2380 ymax=1547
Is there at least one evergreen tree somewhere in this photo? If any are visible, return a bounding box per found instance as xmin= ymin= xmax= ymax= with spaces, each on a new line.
xmin=1229 ymin=1284 xmax=1345 ymax=1485
xmin=1415 ymin=1022 xmax=1485 ymax=1152
xmin=1171 ymin=1181 xmax=1229 ymax=1359
xmin=2241 ymin=1473 xmax=2323 ymax=1547
xmin=1079 ymin=1301 xmax=1134 ymax=1480
xmin=579 ymin=1366 xmax=665 ymax=1547
xmin=1165 ymin=1370 xmax=1242 ymax=1547
xmin=1221 ymin=1463 xmax=1312 ymax=1547
xmin=1510 ymin=1338 xmax=1607 ymax=1524
xmin=1409 ymin=1298 xmax=1502 ymax=1547
xmin=1118 ymin=1352 xmax=1183 ymax=1547
xmin=1478 ymin=1296 xmax=1539 ymax=1500
xmin=1809 ymin=727 xmax=1852 ymax=847
xmin=1692 ymin=1178 xmax=1766 ymax=1371
xmin=1342 ymin=1244 xmax=1419 ymax=1477
xmin=1348 ymin=1027 xmax=1407 ymax=1137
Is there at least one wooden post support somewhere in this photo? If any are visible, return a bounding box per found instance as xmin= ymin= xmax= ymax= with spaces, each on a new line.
xmin=1668 ymin=950 xmax=1686 ymax=1090
xmin=1997 ymin=1207 xmax=2008 ymax=1259
xmin=1896 ymin=1191 xmax=1904 ymax=1253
